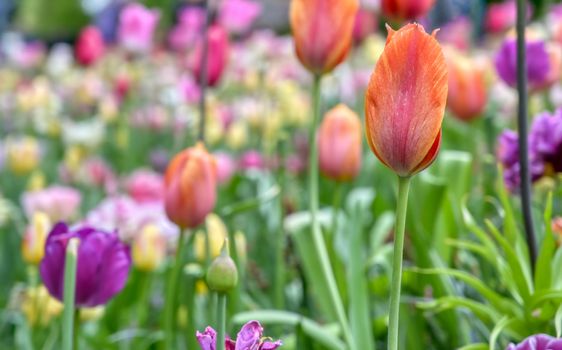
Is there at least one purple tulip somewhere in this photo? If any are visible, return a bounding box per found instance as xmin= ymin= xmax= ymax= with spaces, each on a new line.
xmin=40 ymin=223 xmax=131 ymax=307
xmin=507 ymin=334 xmax=562 ymax=350
xmin=196 ymin=321 xmax=282 ymax=350
xmin=495 ymin=38 xmax=550 ymax=89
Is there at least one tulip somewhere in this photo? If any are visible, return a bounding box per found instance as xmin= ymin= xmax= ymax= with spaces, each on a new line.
xmin=21 ymin=186 xmax=82 ymax=223
xmin=218 ymin=0 xmax=262 ymax=35
xmin=290 ymin=0 xmax=358 ymax=75
xmin=21 ymin=212 xmax=51 ymax=265
xmin=495 ymin=37 xmax=550 ymax=90
xmin=445 ymin=48 xmax=489 ymax=121
xmin=191 ymin=25 xmax=229 ymax=88
xmin=117 ymin=3 xmax=160 ymax=53
xmin=196 ymin=321 xmax=282 ymax=350
xmin=40 ymin=223 xmax=131 ymax=307
xmin=381 ymin=0 xmax=435 ymax=21
xmin=194 ymin=214 xmax=228 ymax=262
xmin=485 ymin=0 xmax=517 ymax=34
xmin=214 ymin=152 xmax=237 ymax=185
xmin=365 ymin=24 xmax=448 ymax=177
xmin=125 ymin=169 xmax=164 ymax=204
xmin=318 ymin=104 xmax=362 ymax=181
xmin=164 ymin=143 xmax=217 ymax=229
xmin=5 ymin=136 xmax=40 ymax=175
xmin=168 ymin=7 xmax=205 ymax=52
xmin=353 ymin=8 xmax=378 ymax=44
xmin=132 ymin=224 xmax=167 ymax=272
xmin=21 ymin=285 xmax=63 ymax=327
xmin=75 ymin=26 xmax=105 ymax=66
xmin=506 ymin=334 xmax=562 ymax=350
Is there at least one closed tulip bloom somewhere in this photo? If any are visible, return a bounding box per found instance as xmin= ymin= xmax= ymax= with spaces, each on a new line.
xmin=40 ymin=223 xmax=131 ymax=307
xmin=365 ymin=24 xmax=448 ymax=177
xmin=382 ymin=0 xmax=435 ymax=21
xmin=132 ymin=224 xmax=167 ymax=272
xmin=290 ymin=0 xmax=359 ymax=75
xmin=445 ymin=48 xmax=489 ymax=121
xmin=318 ymin=104 xmax=362 ymax=181
xmin=21 ymin=212 xmax=51 ymax=265
xmin=191 ymin=25 xmax=229 ymax=87
xmin=164 ymin=143 xmax=217 ymax=229
xmin=75 ymin=26 xmax=105 ymax=66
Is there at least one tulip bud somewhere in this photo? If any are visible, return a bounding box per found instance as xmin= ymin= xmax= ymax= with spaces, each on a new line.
xmin=445 ymin=48 xmax=489 ymax=121
xmin=75 ymin=26 xmax=105 ymax=66
xmin=164 ymin=143 xmax=217 ymax=229
xmin=290 ymin=0 xmax=359 ymax=75
xmin=21 ymin=212 xmax=51 ymax=265
xmin=206 ymin=240 xmax=238 ymax=293
xmin=365 ymin=24 xmax=448 ymax=177
xmin=5 ymin=136 xmax=40 ymax=175
xmin=318 ymin=104 xmax=362 ymax=181
xmin=132 ymin=224 xmax=167 ymax=272
xmin=382 ymin=0 xmax=435 ymax=21
xmin=191 ymin=25 xmax=229 ymax=87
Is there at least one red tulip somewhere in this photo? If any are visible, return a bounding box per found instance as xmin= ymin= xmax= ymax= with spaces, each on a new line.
xmin=290 ymin=0 xmax=359 ymax=75
xmin=365 ymin=24 xmax=448 ymax=177
xmin=164 ymin=143 xmax=217 ymax=229
xmin=75 ymin=26 xmax=105 ymax=66
xmin=445 ymin=48 xmax=489 ymax=121
xmin=381 ymin=0 xmax=435 ymax=21
xmin=318 ymin=104 xmax=362 ymax=181
xmin=191 ymin=25 xmax=229 ymax=87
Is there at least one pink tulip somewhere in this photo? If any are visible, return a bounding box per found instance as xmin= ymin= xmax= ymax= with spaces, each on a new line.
xmin=214 ymin=152 xmax=237 ymax=185
xmin=118 ymin=3 xmax=160 ymax=53
xmin=125 ymin=170 xmax=164 ymax=203
xmin=191 ymin=25 xmax=230 ymax=87
xmin=353 ymin=8 xmax=377 ymax=44
xmin=484 ymin=1 xmax=530 ymax=34
xmin=75 ymin=26 xmax=105 ymax=66
xmin=168 ymin=7 xmax=206 ymax=52
xmin=218 ymin=0 xmax=262 ymax=35
xmin=239 ymin=150 xmax=265 ymax=170
xmin=21 ymin=186 xmax=82 ymax=222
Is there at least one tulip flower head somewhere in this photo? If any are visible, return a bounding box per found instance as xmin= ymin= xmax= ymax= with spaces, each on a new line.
xmin=191 ymin=25 xmax=229 ymax=87
xmin=40 ymin=223 xmax=131 ymax=307
xmin=318 ymin=104 xmax=362 ymax=181
xmin=365 ymin=24 xmax=448 ymax=177
xmin=132 ymin=224 xmax=167 ymax=272
xmin=196 ymin=320 xmax=282 ymax=350
xmin=21 ymin=211 xmax=51 ymax=265
xmin=164 ymin=143 xmax=217 ymax=229
xmin=290 ymin=0 xmax=359 ymax=75
xmin=117 ymin=3 xmax=160 ymax=53
xmin=75 ymin=26 xmax=105 ymax=66
xmin=495 ymin=37 xmax=550 ymax=89
xmin=382 ymin=0 xmax=435 ymax=21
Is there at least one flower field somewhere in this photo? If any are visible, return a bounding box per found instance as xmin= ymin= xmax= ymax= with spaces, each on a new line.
xmin=2 ymin=0 xmax=562 ymax=349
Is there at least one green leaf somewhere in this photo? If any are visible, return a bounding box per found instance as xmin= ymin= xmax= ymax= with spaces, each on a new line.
xmin=412 ymin=267 xmax=521 ymax=316
xmin=231 ymin=310 xmax=345 ymax=350
xmin=458 ymin=344 xmax=489 ymax=350
xmin=535 ymin=192 xmax=555 ymax=291
xmin=489 ymin=316 xmax=516 ymax=350
xmin=417 ymin=296 xmax=500 ymax=324
xmin=556 ymin=305 xmax=562 ymax=337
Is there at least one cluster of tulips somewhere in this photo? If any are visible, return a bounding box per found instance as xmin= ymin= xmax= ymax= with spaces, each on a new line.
xmin=4 ymin=0 xmax=562 ymax=349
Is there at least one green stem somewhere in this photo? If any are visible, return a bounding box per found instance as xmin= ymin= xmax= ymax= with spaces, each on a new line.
xmin=163 ymin=229 xmax=187 ymax=350
xmin=73 ymin=309 xmax=80 ymax=350
xmin=308 ymin=75 xmax=354 ymax=350
xmin=388 ymin=176 xmax=411 ymax=350
xmin=62 ymin=238 xmax=79 ymax=350
xmin=216 ymin=293 xmax=227 ymax=350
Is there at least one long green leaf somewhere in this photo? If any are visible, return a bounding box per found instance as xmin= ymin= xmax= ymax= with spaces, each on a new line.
xmin=489 ymin=316 xmax=516 ymax=350
xmin=417 ymin=296 xmax=500 ymax=324
xmin=535 ymin=192 xmax=555 ymax=291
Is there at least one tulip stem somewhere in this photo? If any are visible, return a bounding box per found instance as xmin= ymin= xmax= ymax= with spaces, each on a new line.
xmin=198 ymin=0 xmax=210 ymax=143
xmin=216 ymin=293 xmax=227 ymax=350
xmin=62 ymin=238 xmax=79 ymax=350
xmin=163 ymin=229 xmax=187 ymax=350
xmin=308 ymin=75 xmax=354 ymax=350
xmin=388 ymin=176 xmax=411 ymax=350
xmin=516 ymin=0 xmax=537 ymax=271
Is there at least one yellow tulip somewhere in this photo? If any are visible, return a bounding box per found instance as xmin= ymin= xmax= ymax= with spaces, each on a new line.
xmin=21 ymin=212 xmax=51 ymax=265
xmin=132 ymin=224 xmax=167 ymax=272
xmin=21 ymin=285 xmax=63 ymax=327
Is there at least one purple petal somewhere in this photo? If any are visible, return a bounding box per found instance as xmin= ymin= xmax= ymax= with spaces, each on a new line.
xmin=236 ymin=321 xmax=263 ymax=350
xmin=197 ymin=327 xmax=217 ymax=350
xmin=260 ymin=340 xmax=283 ymax=350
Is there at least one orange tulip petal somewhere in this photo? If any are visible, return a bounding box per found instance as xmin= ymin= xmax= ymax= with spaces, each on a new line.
xmin=365 ymin=23 xmax=448 ymax=176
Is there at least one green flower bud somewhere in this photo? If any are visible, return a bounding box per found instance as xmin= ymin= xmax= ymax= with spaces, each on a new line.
xmin=206 ymin=239 xmax=238 ymax=293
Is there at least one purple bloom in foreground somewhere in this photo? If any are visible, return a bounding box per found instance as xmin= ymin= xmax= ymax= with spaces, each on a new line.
xmin=40 ymin=222 xmax=131 ymax=307
xmin=507 ymin=334 xmax=562 ymax=350
xmin=495 ymin=38 xmax=550 ymax=88
xmin=196 ymin=321 xmax=282 ymax=350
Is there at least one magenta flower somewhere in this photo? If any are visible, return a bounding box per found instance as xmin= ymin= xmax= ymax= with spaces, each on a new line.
xmin=507 ymin=334 xmax=562 ymax=350
xmin=168 ymin=7 xmax=206 ymax=51
xmin=196 ymin=321 xmax=282 ymax=350
xmin=117 ymin=3 xmax=160 ymax=53
xmin=239 ymin=150 xmax=265 ymax=170
xmin=218 ymin=0 xmax=262 ymax=35
xmin=75 ymin=26 xmax=105 ymax=66
xmin=40 ymin=223 xmax=131 ymax=307
xmin=125 ymin=169 xmax=164 ymax=203
xmin=214 ymin=152 xmax=237 ymax=185
xmin=191 ymin=24 xmax=230 ymax=87
xmin=21 ymin=186 xmax=82 ymax=222
xmin=495 ymin=38 xmax=550 ymax=89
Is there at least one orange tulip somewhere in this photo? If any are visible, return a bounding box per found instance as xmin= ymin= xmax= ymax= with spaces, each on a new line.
xmin=164 ymin=143 xmax=217 ymax=229
xmin=382 ymin=0 xmax=435 ymax=21
xmin=318 ymin=104 xmax=362 ymax=181
xmin=365 ymin=24 xmax=448 ymax=177
xmin=445 ymin=48 xmax=488 ymax=121
xmin=290 ymin=0 xmax=359 ymax=75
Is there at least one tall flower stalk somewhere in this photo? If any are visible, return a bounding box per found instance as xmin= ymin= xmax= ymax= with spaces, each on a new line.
xmin=62 ymin=238 xmax=79 ymax=350
xmin=516 ymin=0 xmax=537 ymax=269
xmin=198 ymin=0 xmax=210 ymax=143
